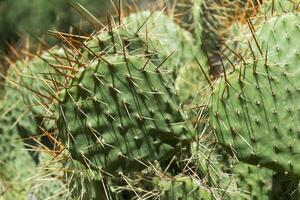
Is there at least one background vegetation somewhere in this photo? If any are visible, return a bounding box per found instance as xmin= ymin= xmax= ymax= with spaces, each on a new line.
xmin=0 ymin=0 xmax=115 ymax=53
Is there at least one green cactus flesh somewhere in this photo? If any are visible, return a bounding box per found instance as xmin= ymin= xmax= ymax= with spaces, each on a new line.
xmin=16 ymin=47 xmax=73 ymax=117
xmin=210 ymin=15 xmax=300 ymax=176
xmin=85 ymin=11 xmax=197 ymax=75
xmin=0 ymin=49 xmax=73 ymax=199
xmin=154 ymin=175 xmax=215 ymax=200
xmin=232 ymin=162 xmax=273 ymax=200
xmin=259 ymin=0 xmax=300 ymax=15
xmin=56 ymin=54 xmax=196 ymax=175
xmin=210 ymin=54 xmax=300 ymax=175
xmin=251 ymin=13 xmax=300 ymax=67
xmin=223 ymin=12 xmax=300 ymax=68
xmin=0 ymin=82 xmax=36 ymax=199
xmin=175 ymin=62 xmax=210 ymax=106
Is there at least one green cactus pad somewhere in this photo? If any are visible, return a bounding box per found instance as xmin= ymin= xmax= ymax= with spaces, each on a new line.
xmin=0 ymin=84 xmax=36 ymax=199
xmin=210 ymin=57 xmax=300 ymax=176
xmin=85 ymin=11 xmax=197 ymax=76
xmin=175 ymin=63 xmax=210 ymax=105
xmin=251 ymin=13 xmax=300 ymax=67
xmin=57 ymin=54 xmax=196 ymax=175
xmin=259 ymin=0 xmax=300 ymax=15
xmin=210 ymin=15 xmax=300 ymax=175
xmin=232 ymin=162 xmax=273 ymax=200
xmin=154 ymin=175 xmax=215 ymax=200
xmin=16 ymin=48 xmax=73 ymax=117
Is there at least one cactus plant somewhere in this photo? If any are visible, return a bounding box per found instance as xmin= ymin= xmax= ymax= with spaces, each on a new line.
xmin=51 ymin=13 xmax=200 ymax=197
xmin=4 ymin=0 xmax=300 ymax=199
xmin=57 ymin=53 xmax=196 ymax=173
xmin=210 ymin=12 xmax=300 ymax=176
xmin=0 ymin=77 xmax=37 ymax=199
xmin=0 ymin=47 xmax=74 ymax=199
xmin=84 ymin=11 xmax=199 ymax=76
xmin=231 ymin=162 xmax=273 ymax=200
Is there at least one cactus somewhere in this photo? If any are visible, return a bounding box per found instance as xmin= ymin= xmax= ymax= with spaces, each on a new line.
xmin=2 ymin=9 xmax=201 ymax=200
xmin=57 ymin=53 xmax=196 ymax=173
xmin=231 ymin=162 xmax=273 ymax=200
xmin=259 ymin=0 xmax=300 ymax=15
xmin=54 ymin=21 xmax=197 ymax=197
xmin=0 ymin=47 xmax=74 ymax=199
xmin=221 ymin=1 xmax=300 ymax=69
xmin=17 ymin=47 xmax=73 ymax=117
xmin=153 ymin=175 xmax=215 ymax=200
xmin=29 ymin=151 xmax=72 ymax=200
xmin=175 ymin=62 xmax=210 ymax=106
xmin=209 ymin=12 xmax=300 ymax=175
xmin=5 ymin=1 xmax=300 ymax=199
xmin=189 ymin=142 xmax=241 ymax=198
xmin=0 ymin=79 xmax=37 ymax=199
xmin=84 ymin=11 xmax=198 ymax=76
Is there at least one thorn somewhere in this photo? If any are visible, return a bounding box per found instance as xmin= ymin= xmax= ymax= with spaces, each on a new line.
xmin=220 ymin=51 xmax=236 ymax=72
xmin=218 ymin=54 xmax=228 ymax=84
xmin=223 ymin=43 xmax=245 ymax=65
xmin=118 ymin=0 xmax=122 ymax=26
xmin=200 ymin=39 xmax=216 ymax=79
xmin=10 ymin=79 xmax=53 ymax=101
xmin=194 ymin=57 xmax=213 ymax=91
xmin=67 ymin=0 xmax=104 ymax=30
xmin=247 ymin=40 xmax=256 ymax=61
xmin=141 ymin=54 xmax=153 ymax=71
xmin=245 ymin=10 xmax=263 ymax=56
xmin=80 ymin=42 xmax=111 ymax=65
xmin=156 ymin=50 xmax=175 ymax=69
xmin=135 ymin=12 xmax=155 ymax=35
xmin=107 ymin=12 xmax=117 ymax=54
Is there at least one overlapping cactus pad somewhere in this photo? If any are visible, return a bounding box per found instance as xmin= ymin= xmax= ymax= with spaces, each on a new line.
xmin=3 ymin=0 xmax=300 ymax=199
xmin=210 ymin=12 xmax=300 ymax=176
xmin=57 ymin=54 xmax=196 ymax=174
xmin=210 ymin=57 xmax=300 ymax=175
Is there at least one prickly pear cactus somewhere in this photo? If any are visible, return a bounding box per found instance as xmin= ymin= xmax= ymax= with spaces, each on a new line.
xmin=124 ymin=11 xmax=197 ymax=69
xmin=175 ymin=62 xmax=210 ymax=105
xmin=154 ymin=175 xmax=215 ymax=200
xmin=210 ymin=12 xmax=300 ymax=177
xmin=231 ymin=162 xmax=273 ymax=200
xmin=85 ymin=11 xmax=197 ymax=75
xmin=221 ymin=6 xmax=300 ymax=69
xmin=57 ymin=53 xmax=195 ymax=174
xmin=15 ymin=47 xmax=73 ymax=117
xmin=259 ymin=0 xmax=300 ymax=15
xmin=0 ymin=48 xmax=74 ymax=200
xmin=189 ymin=142 xmax=240 ymax=198
xmin=210 ymin=58 xmax=300 ymax=175
xmin=0 ymin=82 xmax=36 ymax=200
xmin=251 ymin=13 xmax=300 ymax=67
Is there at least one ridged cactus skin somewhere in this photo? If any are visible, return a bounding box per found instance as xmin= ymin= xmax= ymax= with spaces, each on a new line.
xmin=210 ymin=59 xmax=300 ymax=175
xmin=0 ymin=49 xmax=74 ymax=199
xmin=153 ymin=175 xmax=215 ymax=200
xmin=175 ymin=63 xmax=209 ymax=105
xmin=232 ymin=163 xmax=273 ymax=200
xmin=57 ymin=54 xmax=195 ymax=174
xmin=85 ymin=11 xmax=197 ymax=75
xmin=0 ymin=80 xmax=36 ymax=199
xmin=210 ymin=12 xmax=300 ymax=176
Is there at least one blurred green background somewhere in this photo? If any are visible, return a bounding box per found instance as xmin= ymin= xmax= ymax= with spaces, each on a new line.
xmin=0 ymin=0 xmax=117 ymax=53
